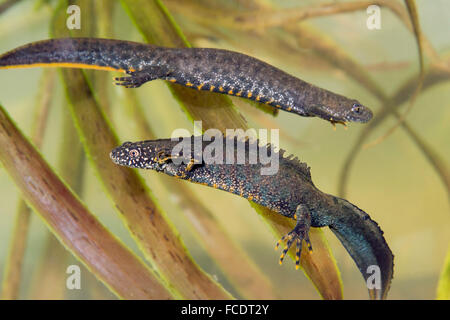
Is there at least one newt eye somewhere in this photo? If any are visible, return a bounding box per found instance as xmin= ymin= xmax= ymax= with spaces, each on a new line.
xmin=352 ymin=103 xmax=362 ymax=114
xmin=129 ymin=149 xmax=140 ymax=157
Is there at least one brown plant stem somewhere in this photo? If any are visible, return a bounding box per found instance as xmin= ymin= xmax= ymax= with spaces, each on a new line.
xmin=0 ymin=103 xmax=173 ymax=299
xmin=121 ymin=0 xmax=343 ymax=300
xmin=51 ymin=0 xmax=231 ymax=299
xmin=121 ymin=89 xmax=278 ymax=299
xmin=1 ymin=69 xmax=55 ymax=300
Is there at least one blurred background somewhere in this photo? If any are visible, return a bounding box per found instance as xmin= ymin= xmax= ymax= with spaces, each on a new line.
xmin=0 ymin=0 xmax=448 ymax=299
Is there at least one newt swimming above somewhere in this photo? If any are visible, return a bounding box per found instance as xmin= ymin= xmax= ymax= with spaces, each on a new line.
xmin=0 ymin=38 xmax=373 ymax=125
xmin=110 ymin=135 xmax=394 ymax=299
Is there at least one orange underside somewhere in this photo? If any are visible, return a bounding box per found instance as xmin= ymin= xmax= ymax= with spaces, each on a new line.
xmin=0 ymin=62 xmax=127 ymax=73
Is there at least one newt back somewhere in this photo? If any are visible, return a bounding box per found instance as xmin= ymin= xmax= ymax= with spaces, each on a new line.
xmin=110 ymin=135 xmax=394 ymax=299
xmin=0 ymin=38 xmax=373 ymax=124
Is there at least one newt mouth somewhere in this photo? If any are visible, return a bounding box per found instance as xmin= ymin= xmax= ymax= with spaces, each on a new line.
xmin=309 ymin=104 xmax=373 ymax=124
xmin=110 ymin=150 xmax=120 ymax=164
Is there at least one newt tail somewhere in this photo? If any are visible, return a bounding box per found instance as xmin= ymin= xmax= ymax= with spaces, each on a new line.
xmin=0 ymin=38 xmax=142 ymax=73
xmin=329 ymin=197 xmax=393 ymax=300
xmin=109 ymin=136 xmax=394 ymax=299
xmin=0 ymin=38 xmax=373 ymax=124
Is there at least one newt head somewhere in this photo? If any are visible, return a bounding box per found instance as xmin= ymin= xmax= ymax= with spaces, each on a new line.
xmin=110 ymin=140 xmax=172 ymax=171
xmin=306 ymin=92 xmax=373 ymax=124
xmin=345 ymin=102 xmax=373 ymax=123
xmin=110 ymin=138 xmax=197 ymax=176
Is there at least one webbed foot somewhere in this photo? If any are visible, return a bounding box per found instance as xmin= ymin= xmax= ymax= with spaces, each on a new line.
xmin=275 ymin=204 xmax=312 ymax=269
xmin=114 ymin=66 xmax=171 ymax=88
xmin=114 ymin=74 xmax=149 ymax=88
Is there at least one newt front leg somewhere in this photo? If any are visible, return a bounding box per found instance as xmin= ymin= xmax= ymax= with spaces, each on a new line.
xmin=114 ymin=66 xmax=173 ymax=88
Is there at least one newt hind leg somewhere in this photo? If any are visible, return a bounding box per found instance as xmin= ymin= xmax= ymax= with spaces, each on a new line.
xmin=114 ymin=65 xmax=172 ymax=88
xmin=275 ymin=204 xmax=312 ymax=269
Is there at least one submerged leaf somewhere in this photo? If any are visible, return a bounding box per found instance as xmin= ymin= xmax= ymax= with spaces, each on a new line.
xmin=51 ymin=0 xmax=231 ymax=300
xmin=121 ymin=0 xmax=247 ymax=132
xmin=121 ymin=0 xmax=343 ymax=299
xmin=1 ymin=69 xmax=55 ymax=300
xmin=0 ymin=103 xmax=172 ymax=300
xmin=437 ymin=247 xmax=450 ymax=300
xmin=121 ymin=89 xmax=278 ymax=299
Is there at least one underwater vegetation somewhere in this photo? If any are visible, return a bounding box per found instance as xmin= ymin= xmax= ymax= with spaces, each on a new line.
xmin=0 ymin=0 xmax=448 ymax=300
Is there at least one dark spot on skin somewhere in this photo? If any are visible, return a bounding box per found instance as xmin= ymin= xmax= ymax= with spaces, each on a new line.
xmin=210 ymin=66 xmax=220 ymax=74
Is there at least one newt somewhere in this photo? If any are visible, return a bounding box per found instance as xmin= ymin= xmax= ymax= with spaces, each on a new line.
xmin=0 ymin=38 xmax=373 ymax=125
xmin=110 ymin=135 xmax=394 ymax=299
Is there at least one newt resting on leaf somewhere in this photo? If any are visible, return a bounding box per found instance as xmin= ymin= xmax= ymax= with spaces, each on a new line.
xmin=0 ymin=38 xmax=373 ymax=126
xmin=110 ymin=135 xmax=394 ymax=299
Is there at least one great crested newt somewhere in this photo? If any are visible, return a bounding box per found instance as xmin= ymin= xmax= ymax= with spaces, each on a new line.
xmin=0 ymin=38 xmax=373 ymax=125
xmin=110 ymin=135 xmax=394 ymax=299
